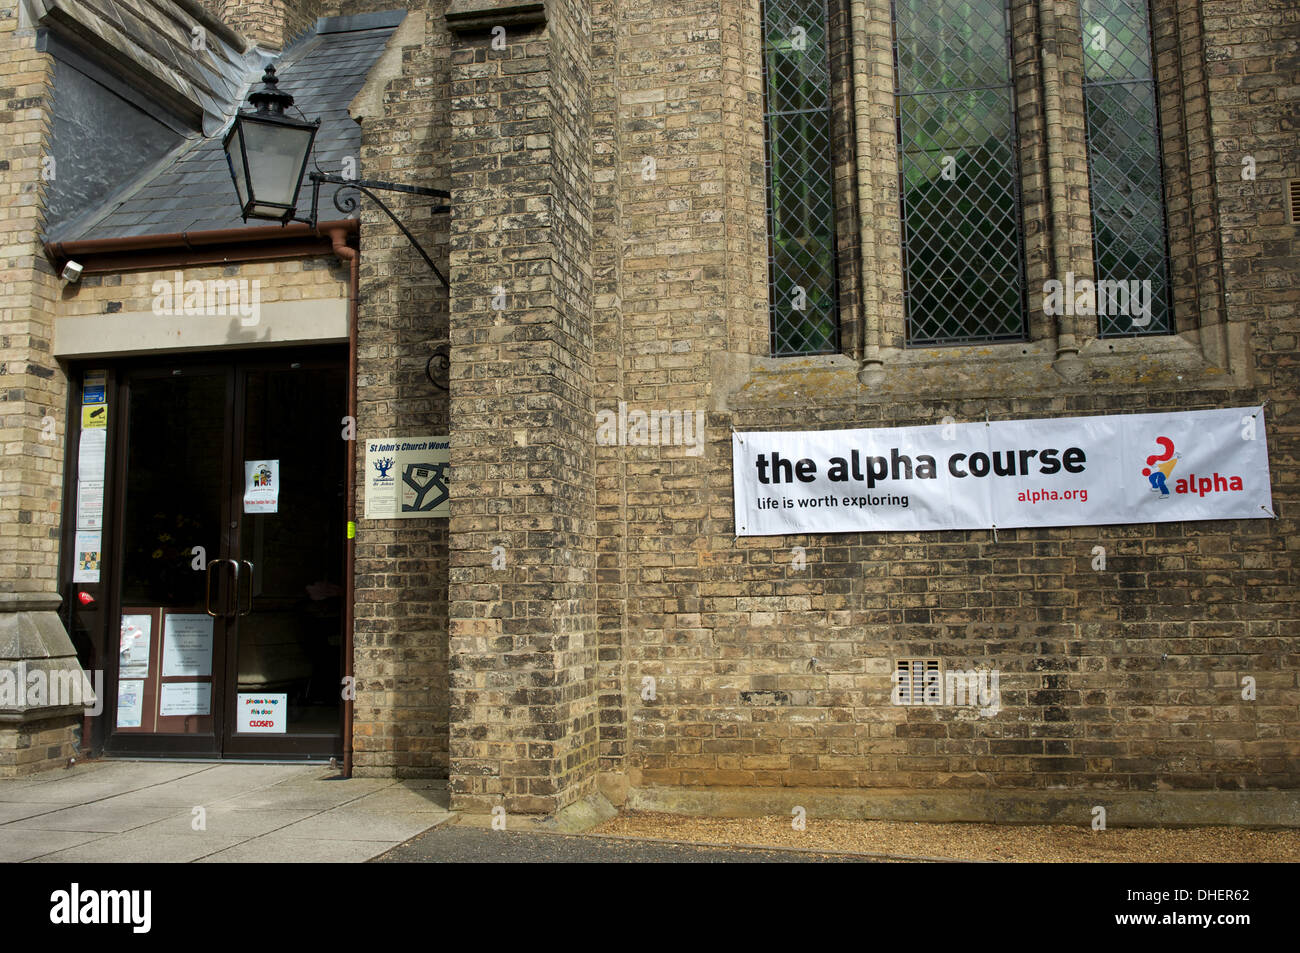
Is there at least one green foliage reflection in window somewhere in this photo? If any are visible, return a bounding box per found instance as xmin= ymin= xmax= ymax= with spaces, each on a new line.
xmin=1081 ymin=0 xmax=1173 ymax=336
xmin=763 ymin=0 xmax=840 ymax=356
xmin=893 ymin=0 xmax=1027 ymax=345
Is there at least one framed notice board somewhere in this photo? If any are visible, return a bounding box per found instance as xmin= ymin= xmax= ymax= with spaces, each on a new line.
xmin=116 ymin=607 xmax=214 ymax=735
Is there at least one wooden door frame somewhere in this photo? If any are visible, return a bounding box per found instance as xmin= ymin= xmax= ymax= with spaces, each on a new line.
xmin=63 ymin=345 xmax=348 ymax=760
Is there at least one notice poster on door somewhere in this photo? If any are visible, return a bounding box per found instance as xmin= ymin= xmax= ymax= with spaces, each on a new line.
xmin=364 ymin=436 xmax=450 ymax=519
xmin=81 ymin=403 xmax=108 ymax=430
xmin=116 ymin=680 xmax=144 ymax=728
xmin=244 ymin=459 xmax=279 ymax=513
xmin=75 ymin=480 xmax=104 ymax=531
xmin=119 ymin=614 xmax=152 ymax=679
xmin=161 ymin=613 xmax=214 ymax=677
xmin=72 ymin=531 xmax=102 ymax=584
xmin=77 ymin=429 xmax=106 ymax=481
xmin=83 ymin=369 xmax=107 ymax=406
xmin=158 ymin=682 xmax=211 ymax=717
xmin=236 ymin=693 xmax=287 ymax=733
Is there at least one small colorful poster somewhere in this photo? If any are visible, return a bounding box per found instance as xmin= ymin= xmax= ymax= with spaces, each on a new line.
xmin=82 ymin=369 xmax=107 ymax=405
xmin=81 ymin=403 xmax=108 ymax=430
xmin=236 ymin=693 xmax=287 ymax=733
xmin=243 ymin=459 xmax=279 ymax=513
xmin=73 ymin=531 xmax=102 ymax=584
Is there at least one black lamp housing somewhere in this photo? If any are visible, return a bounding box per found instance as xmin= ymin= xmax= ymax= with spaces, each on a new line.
xmin=222 ymin=65 xmax=320 ymax=224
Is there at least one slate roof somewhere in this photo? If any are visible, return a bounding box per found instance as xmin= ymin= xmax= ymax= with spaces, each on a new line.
xmin=54 ymin=10 xmax=404 ymax=243
xmin=31 ymin=0 xmax=254 ymax=134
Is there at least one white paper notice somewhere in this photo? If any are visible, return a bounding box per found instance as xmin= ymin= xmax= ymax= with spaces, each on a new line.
xmin=243 ymin=459 xmax=279 ymax=514
xmin=119 ymin=614 xmax=152 ymax=679
xmin=75 ymin=480 xmax=104 ymax=531
xmin=236 ymin=693 xmax=288 ymax=733
xmin=116 ymin=680 xmax=144 ymax=728
xmin=72 ymin=531 xmax=102 ymax=584
xmin=158 ymin=682 xmax=211 ymax=717
xmin=77 ymin=429 xmax=107 ymax=481
xmin=162 ymin=614 xmax=214 ymax=677
xmin=364 ymin=436 xmax=450 ymax=519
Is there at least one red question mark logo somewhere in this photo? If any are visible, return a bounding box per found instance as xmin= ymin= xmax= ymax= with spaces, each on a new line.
xmin=1141 ymin=436 xmax=1175 ymax=476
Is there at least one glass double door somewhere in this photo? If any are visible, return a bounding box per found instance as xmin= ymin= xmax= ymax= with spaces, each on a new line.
xmin=107 ymin=352 xmax=346 ymax=758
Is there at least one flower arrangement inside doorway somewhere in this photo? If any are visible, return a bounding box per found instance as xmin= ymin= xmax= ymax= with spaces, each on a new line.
xmin=124 ymin=510 xmax=208 ymax=606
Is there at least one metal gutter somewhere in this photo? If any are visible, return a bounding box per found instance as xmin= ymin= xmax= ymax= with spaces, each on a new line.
xmin=44 ymin=219 xmax=358 ymax=274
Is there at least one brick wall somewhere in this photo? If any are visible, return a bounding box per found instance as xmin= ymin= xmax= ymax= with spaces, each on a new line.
xmin=0 ymin=2 xmax=64 ymax=595
xmin=348 ymin=0 xmax=454 ymax=778
xmin=56 ymin=259 xmax=347 ymax=316
xmin=598 ymin=0 xmax=1299 ymax=794
xmin=444 ymin=0 xmax=600 ymax=812
xmin=112 ymin=0 xmax=1297 ymax=803
xmin=206 ymin=0 xmax=323 ymax=49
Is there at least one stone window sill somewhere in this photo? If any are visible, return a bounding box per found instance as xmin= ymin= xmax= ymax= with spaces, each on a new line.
xmin=717 ymin=327 xmax=1251 ymax=413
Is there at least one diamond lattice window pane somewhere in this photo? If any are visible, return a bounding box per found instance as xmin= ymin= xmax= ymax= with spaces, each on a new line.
xmin=1082 ymin=0 xmax=1172 ymax=337
xmin=894 ymin=0 xmax=1026 ymax=345
xmin=764 ymin=0 xmax=840 ymax=356
xmin=894 ymin=0 xmax=1012 ymax=93
xmin=1081 ymin=0 xmax=1153 ymax=82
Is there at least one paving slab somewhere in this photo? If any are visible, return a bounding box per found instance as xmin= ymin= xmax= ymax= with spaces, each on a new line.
xmin=0 ymin=762 xmax=457 ymax=863
xmin=197 ymin=833 xmax=402 ymax=863
xmin=5 ymin=802 xmax=185 ymax=834
xmin=132 ymin=807 xmax=317 ymax=838
xmin=0 ymin=763 xmax=214 ymax=804
xmin=104 ymin=768 xmax=318 ymax=808
xmin=30 ymin=831 xmax=248 ymax=863
xmin=343 ymin=785 xmax=451 ymax=814
xmin=0 ymin=829 xmax=111 ymax=863
xmin=274 ymin=806 xmax=451 ymax=843
xmin=213 ymin=778 xmax=394 ymax=812
xmin=0 ymin=801 xmax=61 ymax=824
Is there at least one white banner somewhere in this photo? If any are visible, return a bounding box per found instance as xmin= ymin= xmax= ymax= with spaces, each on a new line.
xmin=733 ymin=406 xmax=1273 ymax=536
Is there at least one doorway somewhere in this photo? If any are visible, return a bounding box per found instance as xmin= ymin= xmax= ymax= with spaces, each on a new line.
xmin=86 ymin=349 xmax=347 ymax=759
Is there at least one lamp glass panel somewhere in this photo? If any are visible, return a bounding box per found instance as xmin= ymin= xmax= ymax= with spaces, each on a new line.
xmin=241 ymin=121 xmax=314 ymax=208
xmin=224 ymin=125 xmax=249 ymax=207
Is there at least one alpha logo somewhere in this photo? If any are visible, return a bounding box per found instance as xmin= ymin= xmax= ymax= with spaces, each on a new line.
xmin=1142 ymin=436 xmax=1179 ymax=497
xmin=1141 ymin=436 xmax=1243 ymax=499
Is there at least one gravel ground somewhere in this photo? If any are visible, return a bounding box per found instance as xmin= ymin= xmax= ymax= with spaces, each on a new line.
xmin=373 ymin=824 xmax=878 ymax=862
xmin=590 ymin=811 xmax=1300 ymax=863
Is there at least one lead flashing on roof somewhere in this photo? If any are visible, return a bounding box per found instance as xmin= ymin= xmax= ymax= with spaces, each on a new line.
xmin=316 ymin=10 xmax=408 ymax=35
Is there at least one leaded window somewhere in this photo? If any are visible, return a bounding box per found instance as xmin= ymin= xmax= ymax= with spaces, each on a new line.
xmin=762 ymin=0 xmax=841 ymax=356
xmin=892 ymin=0 xmax=1027 ymax=345
xmin=1081 ymin=0 xmax=1173 ymax=336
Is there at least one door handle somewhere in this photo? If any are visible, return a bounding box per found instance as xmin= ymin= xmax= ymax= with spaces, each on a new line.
xmin=238 ymin=560 xmax=254 ymax=616
xmin=206 ymin=558 xmax=239 ymax=617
